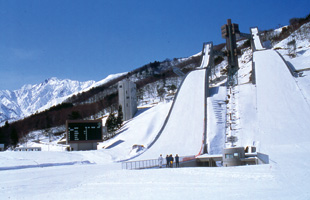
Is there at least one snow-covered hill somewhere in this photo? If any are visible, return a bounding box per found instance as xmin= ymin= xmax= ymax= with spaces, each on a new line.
xmin=0 ymin=73 xmax=127 ymax=126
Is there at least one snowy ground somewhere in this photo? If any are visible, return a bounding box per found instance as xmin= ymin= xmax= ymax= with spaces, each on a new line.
xmin=1 ymin=159 xmax=281 ymax=200
xmin=1 ymin=147 xmax=309 ymax=200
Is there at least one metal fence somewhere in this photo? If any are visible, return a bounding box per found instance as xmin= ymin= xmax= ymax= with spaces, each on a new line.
xmin=122 ymin=155 xmax=196 ymax=170
xmin=122 ymin=159 xmax=159 ymax=170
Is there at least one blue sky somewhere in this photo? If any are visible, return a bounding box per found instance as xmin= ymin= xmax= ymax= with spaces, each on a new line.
xmin=0 ymin=0 xmax=309 ymax=90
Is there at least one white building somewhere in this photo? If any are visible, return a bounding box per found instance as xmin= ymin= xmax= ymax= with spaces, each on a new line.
xmin=118 ymin=79 xmax=137 ymax=121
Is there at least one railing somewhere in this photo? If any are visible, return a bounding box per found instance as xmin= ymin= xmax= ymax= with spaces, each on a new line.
xmin=14 ymin=147 xmax=41 ymax=151
xmin=122 ymin=159 xmax=159 ymax=170
xmin=122 ymin=155 xmax=196 ymax=170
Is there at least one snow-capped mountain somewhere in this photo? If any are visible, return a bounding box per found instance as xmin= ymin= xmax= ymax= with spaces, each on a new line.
xmin=0 ymin=72 xmax=129 ymax=126
xmin=0 ymin=77 xmax=95 ymax=125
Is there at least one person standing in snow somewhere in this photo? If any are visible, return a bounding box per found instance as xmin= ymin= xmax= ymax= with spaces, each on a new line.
xmin=166 ymin=155 xmax=169 ymax=168
xmin=175 ymin=154 xmax=179 ymax=168
xmin=169 ymin=154 xmax=174 ymax=168
xmin=158 ymin=154 xmax=163 ymax=168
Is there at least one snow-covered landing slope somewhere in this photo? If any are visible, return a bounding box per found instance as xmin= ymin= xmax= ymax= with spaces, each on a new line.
xmin=99 ymin=102 xmax=172 ymax=161
xmin=207 ymin=86 xmax=227 ymax=154
xmin=136 ymin=69 xmax=207 ymax=160
xmin=254 ymin=49 xmax=310 ymax=151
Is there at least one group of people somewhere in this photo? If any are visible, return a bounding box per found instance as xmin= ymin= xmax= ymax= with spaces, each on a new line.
xmin=158 ymin=154 xmax=179 ymax=168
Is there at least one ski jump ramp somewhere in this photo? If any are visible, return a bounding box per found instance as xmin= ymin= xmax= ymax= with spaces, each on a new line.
xmin=199 ymin=42 xmax=213 ymax=69
xmin=136 ymin=69 xmax=208 ymax=160
xmin=135 ymin=45 xmax=212 ymax=160
xmin=251 ymin=27 xmax=265 ymax=51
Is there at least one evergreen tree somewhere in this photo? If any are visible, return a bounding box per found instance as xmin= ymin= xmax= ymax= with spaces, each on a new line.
xmin=168 ymin=84 xmax=177 ymax=92
xmin=10 ymin=127 xmax=18 ymax=147
xmin=0 ymin=121 xmax=10 ymax=146
xmin=0 ymin=128 xmax=3 ymax=144
xmin=116 ymin=105 xmax=123 ymax=128
xmin=68 ymin=111 xmax=82 ymax=120
xmin=4 ymin=121 xmax=9 ymax=128
xmin=106 ymin=113 xmax=116 ymax=132
xmin=157 ymin=87 xmax=166 ymax=101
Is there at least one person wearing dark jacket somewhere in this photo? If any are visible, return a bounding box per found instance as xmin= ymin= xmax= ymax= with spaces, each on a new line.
xmin=175 ymin=154 xmax=179 ymax=167
xmin=158 ymin=154 xmax=163 ymax=168
xmin=166 ymin=155 xmax=169 ymax=168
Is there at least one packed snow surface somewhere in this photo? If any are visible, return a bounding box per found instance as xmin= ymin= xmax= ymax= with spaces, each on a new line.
xmin=136 ymin=69 xmax=206 ymax=160
xmin=99 ymin=102 xmax=172 ymax=161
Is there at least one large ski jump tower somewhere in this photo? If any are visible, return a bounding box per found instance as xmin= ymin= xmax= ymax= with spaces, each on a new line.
xmin=118 ymin=79 xmax=137 ymax=121
xmin=221 ymin=19 xmax=240 ymax=86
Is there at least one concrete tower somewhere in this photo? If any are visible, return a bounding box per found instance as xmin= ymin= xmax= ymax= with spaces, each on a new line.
xmin=118 ymin=79 xmax=137 ymax=121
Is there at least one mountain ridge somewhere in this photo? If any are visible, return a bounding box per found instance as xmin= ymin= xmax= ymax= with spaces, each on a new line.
xmin=0 ymin=77 xmax=96 ymax=125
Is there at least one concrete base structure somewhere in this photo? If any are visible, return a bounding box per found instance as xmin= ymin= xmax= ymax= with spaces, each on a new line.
xmin=223 ymin=147 xmax=245 ymax=167
xmin=196 ymin=154 xmax=223 ymax=167
xmin=69 ymin=142 xmax=97 ymax=151
xmin=196 ymin=147 xmax=269 ymax=167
